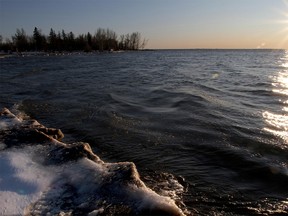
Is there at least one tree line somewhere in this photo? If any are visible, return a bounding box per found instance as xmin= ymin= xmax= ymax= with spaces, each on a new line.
xmin=0 ymin=27 xmax=148 ymax=52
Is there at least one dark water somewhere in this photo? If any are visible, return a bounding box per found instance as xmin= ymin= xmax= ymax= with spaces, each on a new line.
xmin=1 ymin=50 xmax=288 ymax=215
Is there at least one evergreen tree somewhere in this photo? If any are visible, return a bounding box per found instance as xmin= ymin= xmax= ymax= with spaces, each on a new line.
xmin=33 ymin=27 xmax=43 ymax=51
xmin=48 ymin=28 xmax=57 ymax=51
xmin=56 ymin=32 xmax=62 ymax=51
xmin=12 ymin=28 xmax=29 ymax=52
xmin=87 ymin=32 xmax=92 ymax=47
xmin=67 ymin=31 xmax=75 ymax=51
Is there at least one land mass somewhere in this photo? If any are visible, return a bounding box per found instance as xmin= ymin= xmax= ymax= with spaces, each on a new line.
xmin=0 ymin=27 xmax=148 ymax=53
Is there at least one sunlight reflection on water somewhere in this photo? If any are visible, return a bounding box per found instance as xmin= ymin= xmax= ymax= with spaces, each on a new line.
xmin=263 ymin=52 xmax=288 ymax=144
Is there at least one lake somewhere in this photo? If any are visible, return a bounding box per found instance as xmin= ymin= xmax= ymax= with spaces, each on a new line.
xmin=0 ymin=50 xmax=287 ymax=215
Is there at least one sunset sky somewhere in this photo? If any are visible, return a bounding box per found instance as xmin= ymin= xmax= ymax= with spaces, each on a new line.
xmin=1 ymin=0 xmax=288 ymax=49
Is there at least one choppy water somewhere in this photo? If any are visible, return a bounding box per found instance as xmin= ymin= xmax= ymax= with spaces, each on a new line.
xmin=0 ymin=50 xmax=288 ymax=215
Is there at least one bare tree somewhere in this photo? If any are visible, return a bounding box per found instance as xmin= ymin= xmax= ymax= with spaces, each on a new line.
xmin=106 ymin=28 xmax=117 ymax=50
xmin=94 ymin=28 xmax=106 ymax=51
xmin=141 ymin=38 xmax=148 ymax=50
xmin=118 ymin=34 xmax=125 ymax=50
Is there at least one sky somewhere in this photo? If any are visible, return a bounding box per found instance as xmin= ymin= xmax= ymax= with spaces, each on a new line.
xmin=1 ymin=0 xmax=288 ymax=49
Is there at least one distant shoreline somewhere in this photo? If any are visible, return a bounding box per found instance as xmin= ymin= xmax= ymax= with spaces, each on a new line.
xmin=0 ymin=49 xmax=159 ymax=58
xmin=0 ymin=48 xmax=285 ymax=58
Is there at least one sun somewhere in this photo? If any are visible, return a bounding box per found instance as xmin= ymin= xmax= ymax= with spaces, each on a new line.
xmin=275 ymin=0 xmax=288 ymax=48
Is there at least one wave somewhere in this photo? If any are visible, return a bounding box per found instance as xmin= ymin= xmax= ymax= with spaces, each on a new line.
xmin=0 ymin=108 xmax=188 ymax=216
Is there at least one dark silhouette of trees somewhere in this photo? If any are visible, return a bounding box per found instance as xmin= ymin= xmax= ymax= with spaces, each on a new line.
xmin=48 ymin=28 xmax=57 ymax=51
xmin=124 ymin=34 xmax=131 ymax=50
xmin=94 ymin=28 xmax=106 ymax=51
xmin=0 ymin=27 xmax=148 ymax=52
xmin=33 ymin=27 xmax=47 ymax=51
xmin=106 ymin=28 xmax=118 ymax=51
xmin=118 ymin=34 xmax=125 ymax=50
xmin=67 ymin=31 xmax=75 ymax=51
xmin=56 ymin=32 xmax=62 ymax=51
xmin=75 ymin=34 xmax=86 ymax=51
xmin=92 ymin=28 xmax=118 ymax=51
xmin=12 ymin=28 xmax=29 ymax=52
xmin=33 ymin=27 xmax=41 ymax=51
xmin=84 ymin=32 xmax=92 ymax=52
xmin=118 ymin=32 xmax=147 ymax=50
xmin=0 ymin=38 xmax=13 ymax=52
xmin=87 ymin=32 xmax=92 ymax=47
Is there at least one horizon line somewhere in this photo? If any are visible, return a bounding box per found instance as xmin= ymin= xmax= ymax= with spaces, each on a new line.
xmin=147 ymin=48 xmax=287 ymax=50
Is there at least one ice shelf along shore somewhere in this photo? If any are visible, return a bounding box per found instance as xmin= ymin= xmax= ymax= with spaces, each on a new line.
xmin=0 ymin=108 xmax=188 ymax=216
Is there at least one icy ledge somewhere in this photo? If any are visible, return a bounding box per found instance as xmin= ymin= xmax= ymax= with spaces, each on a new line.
xmin=0 ymin=108 xmax=186 ymax=216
